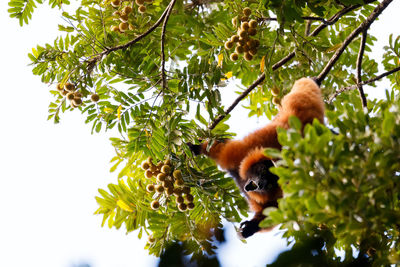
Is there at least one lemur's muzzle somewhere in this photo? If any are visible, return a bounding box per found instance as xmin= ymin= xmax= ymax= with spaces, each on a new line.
xmin=244 ymin=175 xmax=278 ymax=192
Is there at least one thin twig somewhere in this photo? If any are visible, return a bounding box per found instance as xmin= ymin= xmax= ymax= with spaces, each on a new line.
xmin=316 ymin=0 xmax=393 ymax=85
xmin=305 ymin=20 xmax=311 ymax=36
xmin=259 ymin=16 xmax=327 ymax=24
xmin=328 ymin=66 xmax=400 ymax=102
xmin=356 ymin=30 xmax=368 ymax=108
xmin=310 ymin=4 xmax=363 ymax=36
xmin=208 ymin=74 xmax=266 ymax=129
xmin=160 ymin=0 xmax=177 ymax=90
xmin=100 ymin=0 xmax=175 ymax=58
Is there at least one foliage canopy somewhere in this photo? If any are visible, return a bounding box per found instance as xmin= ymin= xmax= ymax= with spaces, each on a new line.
xmin=9 ymin=0 xmax=400 ymax=264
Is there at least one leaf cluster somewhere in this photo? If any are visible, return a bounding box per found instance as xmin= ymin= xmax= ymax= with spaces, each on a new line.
xmin=263 ymin=90 xmax=400 ymax=265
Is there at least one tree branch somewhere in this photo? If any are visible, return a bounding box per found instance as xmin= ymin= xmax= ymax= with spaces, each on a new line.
xmin=160 ymin=0 xmax=177 ymax=90
xmin=356 ymin=30 xmax=368 ymax=108
xmin=315 ymin=0 xmax=393 ymax=85
xmin=208 ymin=74 xmax=266 ymax=130
xmin=100 ymin=0 xmax=175 ymax=58
xmin=259 ymin=16 xmax=328 ymax=24
xmin=207 ymin=2 xmax=372 ymax=130
xmin=328 ymin=66 xmax=400 ymax=103
xmin=310 ymin=4 xmax=364 ymax=36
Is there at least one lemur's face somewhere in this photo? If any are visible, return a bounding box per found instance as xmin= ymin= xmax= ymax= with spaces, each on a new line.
xmin=244 ymin=160 xmax=279 ymax=192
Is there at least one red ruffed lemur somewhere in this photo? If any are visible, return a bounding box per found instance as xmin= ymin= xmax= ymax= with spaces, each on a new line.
xmin=188 ymin=78 xmax=325 ymax=238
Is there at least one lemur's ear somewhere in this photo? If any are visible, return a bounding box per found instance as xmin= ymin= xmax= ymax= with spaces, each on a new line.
xmin=186 ymin=142 xmax=202 ymax=155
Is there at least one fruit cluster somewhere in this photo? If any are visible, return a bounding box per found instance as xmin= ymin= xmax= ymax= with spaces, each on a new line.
xmin=109 ymin=0 xmax=153 ymax=33
xmin=271 ymin=87 xmax=281 ymax=106
xmin=141 ymin=157 xmax=195 ymax=212
xmin=56 ymin=82 xmax=99 ymax=108
xmin=225 ymin=7 xmax=260 ymax=62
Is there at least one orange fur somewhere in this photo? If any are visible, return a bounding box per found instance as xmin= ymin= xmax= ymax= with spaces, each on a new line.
xmin=201 ymin=78 xmax=324 ymax=172
xmin=194 ymin=78 xmax=325 ymax=238
xmin=239 ymin=147 xmax=270 ymax=180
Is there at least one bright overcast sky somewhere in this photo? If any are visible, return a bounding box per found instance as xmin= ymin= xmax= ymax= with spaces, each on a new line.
xmin=0 ymin=1 xmax=399 ymax=267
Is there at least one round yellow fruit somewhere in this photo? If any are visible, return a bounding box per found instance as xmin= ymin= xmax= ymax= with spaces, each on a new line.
xmin=163 ymin=180 xmax=173 ymax=189
xmin=247 ymin=39 xmax=256 ymax=48
xmin=56 ymin=83 xmax=64 ymax=91
xmin=175 ymin=179 xmax=184 ymax=187
xmin=135 ymin=0 xmax=144 ymax=5
xmin=161 ymin=165 xmax=171 ymax=174
xmin=235 ymin=46 xmax=244 ymax=54
xmin=241 ymin=22 xmax=249 ymax=31
xmin=119 ymin=22 xmax=129 ymax=32
xmin=224 ymin=41 xmax=234 ymax=50
xmin=243 ymin=7 xmax=251 ymax=17
xmin=148 ymin=235 xmax=155 ymax=243
xmin=231 ymin=35 xmax=239 ymax=43
xmin=241 ymin=16 xmax=249 ymax=22
xmin=146 ymin=156 xmax=153 ymax=164
xmin=248 ymin=28 xmax=257 ymax=36
xmin=119 ymin=14 xmax=129 ymax=23
xmin=155 ymin=184 xmax=164 ymax=193
xmin=231 ymin=17 xmax=238 ymax=27
xmin=178 ymin=203 xmax=187 ymax=212
xmin=182 ymin=186 xmax=190 ymax=195
xmin=230 ymin=53 xmax=239 ymax=61
xmin=66 ymin=92 xmax=75 ymax=101
xmin=176 ymin=195 xmax=184 ymax=204
xmin=187 ymin=202 xmax=195 ymax=210
xmin=165 ymin=187 xmax=174 ymax=196
xmin=249 ymin=47 xmax=257 ymax=56
xmin=271 ymin=87 xmax=280 ymax=96
xmin=150 ymin=200 xmax=160 ymax=210
xmin=123 ymin=6 xmax=132 ymax=14
xmin=272 ymin=97 xmax=281 ymax=105
xmin=185 ymin=194 xmax=194 ymax=202
xmin=149 ymin=165 xmax=157 ymax=173
xmin=157 ymin=173 xmax=166 ymax=182
xmin=61 ymin=90 xmax=68 ymax=96
xmin=141 ymin=161 xmax=150 ymax=170
xmin=65 ymin=82 xmax=75 ymax=91
xmin=91 ymin=94 xmax=100 ymax=102
xmin=173 ymin=187 xmax=182 ymax=196
xmin=138 ymin=5 xmax=146 ymax=13
xmin=172 ymin=170 xmax=182 ymax=180
xmin=238 ymin=29 xmax=248 ymax=39
xmin=238 ymin=38 xmax=246 ymax=46
xmin=146 ymin=184 xmax=155 ymax=192
xmin=72 ymin=98 xmax=82 ymax=106
xmin=111 ymin=0 xmax=121 ymax=7
xmin=249 ymin=19 xmax=257 ymax=28
xmin=144 ymin=170 xmax=153 ymax=178
xmin=111 ymin=25 xmax=120 ymax=32
xmin=74 ymin=92 xmax=82 ymax=98
xmin=244 ymin=52 xmax=253 ymax=61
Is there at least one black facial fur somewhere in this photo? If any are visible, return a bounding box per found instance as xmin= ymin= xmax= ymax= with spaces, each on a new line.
xmin=228 ymin=169 xmax=248 ymax=195
xmin=244 ymin=160 xmax=279 ymax=192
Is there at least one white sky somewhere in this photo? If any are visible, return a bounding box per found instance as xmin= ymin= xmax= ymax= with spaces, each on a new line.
xmin=0 ymin=1 xmax=399 ymax=267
